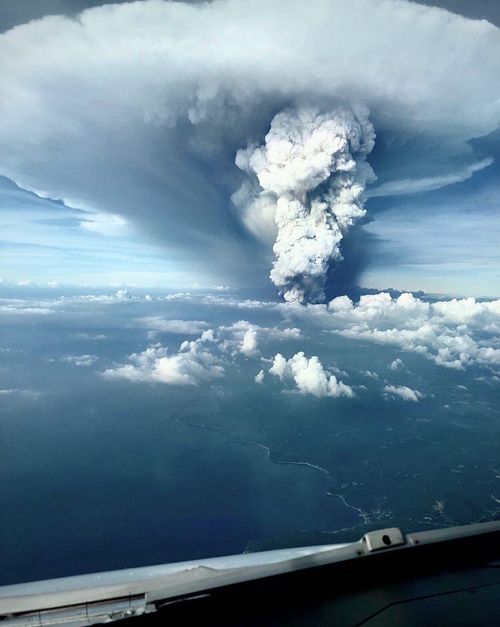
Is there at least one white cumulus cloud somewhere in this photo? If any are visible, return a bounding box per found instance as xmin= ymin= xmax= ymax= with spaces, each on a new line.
xmin=103 ymin=331 xmax=224 ymax=386
xmin=282 ymin=292 xmax=500 ymax=370
xmin=384 ymin=384 xmax=423 ymax=402
xmin=221 ymin=320 xmax=302 ymax=356
xmin=255 ymin=369 xmax=265 ymax=384
xmin=389 ymin=358 xmax=404 ymax=370
xmin=268 ymin=351 xmax=353 ymax=398
xmin=240 ymin=329 xmax=259 ymax=356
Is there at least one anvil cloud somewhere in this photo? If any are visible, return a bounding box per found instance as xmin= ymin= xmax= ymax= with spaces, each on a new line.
xmin=1 ymin=0 xmax=499 ymax=297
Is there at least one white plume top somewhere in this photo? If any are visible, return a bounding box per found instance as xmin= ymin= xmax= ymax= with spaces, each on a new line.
xmin=235 ymin=106 xmax=375 ymax=303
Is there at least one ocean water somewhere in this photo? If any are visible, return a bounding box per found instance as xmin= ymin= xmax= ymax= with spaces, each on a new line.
xmin=1 ymin=287 xmax=499 ymax=584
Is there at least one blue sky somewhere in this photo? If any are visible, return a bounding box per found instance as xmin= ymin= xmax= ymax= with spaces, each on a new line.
xmin=0 ymin=176 xmax=209 ymax=288
xmin=362 ymin=160 xmax=500 ymax=297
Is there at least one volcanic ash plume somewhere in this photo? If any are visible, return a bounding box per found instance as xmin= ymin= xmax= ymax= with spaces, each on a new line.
xmin=234 ymin=106 xmax=376 ymax=303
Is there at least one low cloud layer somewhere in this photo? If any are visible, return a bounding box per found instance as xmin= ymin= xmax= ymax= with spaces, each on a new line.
xmin=104 ymin=318 xmax=302 ymax=385
xmin=284 ymin=292 xmax=500 ymax=369
xmin=5 ymin=286 xmax=499 ymax=405
xmin=1 ymin=0 xmax=499 ymax=297
xmin=138 ymin=316 xmax=209 ymax=336
xmin=61 ymin=354 xmax=99 ymax=367
xmin=221 ymin=320 xmax=301 ymax=356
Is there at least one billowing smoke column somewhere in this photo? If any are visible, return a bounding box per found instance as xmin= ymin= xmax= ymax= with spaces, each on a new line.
xmin=234 ymin=106 xmax=376 ymax=303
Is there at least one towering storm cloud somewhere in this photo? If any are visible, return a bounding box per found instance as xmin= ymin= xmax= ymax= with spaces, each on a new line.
xmin=0 ymin=0 xmax=499 ymax=295
xmin=234 ymin=106 xmax=375 ymax=303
